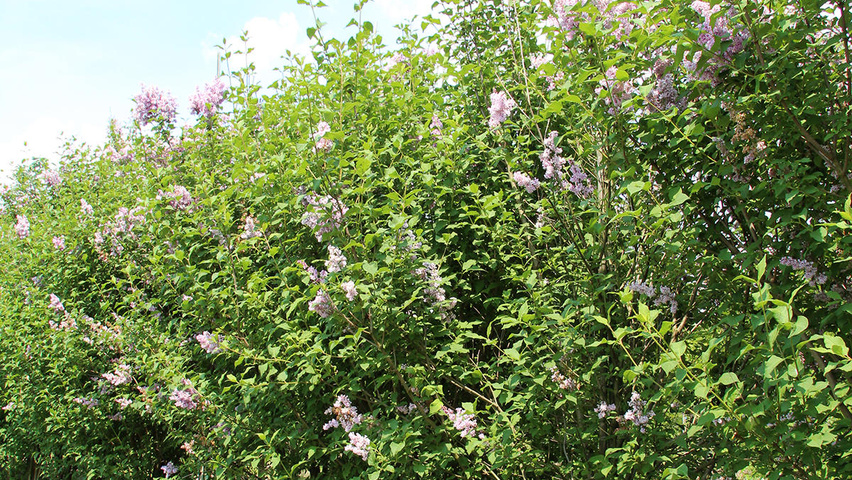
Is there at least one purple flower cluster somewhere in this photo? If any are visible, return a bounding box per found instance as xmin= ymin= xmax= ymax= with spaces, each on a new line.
xmin=170 ymin=386 xmax=200 ymax=410
xmin=396 ymin=403 xmax=417 ymax=415
xmin=488 ymin=90 xmax=517 ymax=129
xmin=297 ymin=260 xmax=328 ymax=284
xmin=42 ymin=170 xmax=61 ymax=187
xmin=312 ymin=121 xmax=333 ymax=152
xmin=548 ymin=0 xmax=581 ymax=40
xmin=195 ymin=331 xmax=221 ymax=354
xmin=49 ymin=293 xmax=65 ymax=313
xmin=442 ymin=406 xmax=485 ymax=439
xmin=134 ymin=84 xmax=177 ymax=126
xmin=301 ymin=194 xmax=348 ymax=241
xmin=513 ymin=171 xmax=540 ymax=193
xmin=189 ymin=79 xmax=226 ymax=117
xmin=74 ymin=397 xmax=99 ymax=409
xmin=550 ymin=366 xmax=578 ymax=391
xmin=115 ymin=398 xmax=132 ymax=409
xmin=629 ymin=280 xmax=678 ymax=313
xmin=240 ymin=216 xmax=263 ymax=240
xmin=621 ymin=391 xmax=655 ymax=432
xmin=341 ymin=281 xmax=357 ymax=301
xmin=80 ymin=199 xmax=94 ymax=216
xmin=684 ymin=1 xmax=748 ymax=84
xmin=160 ymin=461 xmax=178 ymax=478
xmin=344 ymin=432 xmax=371 ymax=461
xmin=413 ymin=262 xmax=458 ymax=320
xmin=780 ymin=256 xmax=827 ymax=286
xmin=325 ymin=246 xmax=347 ymax=273
xmin=309 ymin=289 xmax=335 ymax=318
xmin=102 ymin=364 xmax=132 ymax=386
xmin=323 ymin=394 xmax=363 ymax=432
xmin=594 ymin=401 xmax=617 ymax=418
xmin=158 ymin=185 xmax=193 ymax=211
xmin=430 ymin=113 xmax=443 ymax=138
xmin=52 ymin=236 xmax=66 ymax=251
xmin=14 ymin=215 xmax=29 ymax=238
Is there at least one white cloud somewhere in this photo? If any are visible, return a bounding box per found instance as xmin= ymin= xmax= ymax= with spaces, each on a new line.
xmin=203 ymin=12 xmax=311 ymax=86
xmin=0 ymin=116 xmax=105 ymax=184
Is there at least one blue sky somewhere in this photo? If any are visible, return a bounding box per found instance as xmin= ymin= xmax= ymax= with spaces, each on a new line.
xmin=0 ymin=0 xmax=434 ymax=182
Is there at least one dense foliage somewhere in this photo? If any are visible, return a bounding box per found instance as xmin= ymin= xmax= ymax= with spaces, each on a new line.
xmin=2 ymin=0 xmax=852 ymax=478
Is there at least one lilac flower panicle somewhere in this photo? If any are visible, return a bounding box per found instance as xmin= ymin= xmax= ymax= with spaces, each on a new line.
xmin=342 ymin=281 xmax=357 ymax=301
xmin=73 ymin=397 xmax=99 ymax=409
xmin=49 ymin=294 xmax=65 ymax=313
xmin=195 ymin=331 xmax=222 ymax=354
xmin=325 ymin=245 xmax=348 ymax=273
xmin=102 ymin=364 xmax=132 ymax=386
xmin=14 ymin=215 xmax=29 ymax=238
xmin=161 ymin=462 xmax=178 ymax=478
xmin=629 ymin=280 xmax=656 ymax=298
xmin=309 ymin=289 xmax=335 ymax=318
xmin=513 ymin=171 xmax=541 ymax=193
xmin=2 ymin=402 xmax=14 ymax=411
xmin=622 ymin=391 xmax=656 ymax=432
xmin=344 ymin=432 xmax=371 ymax=461
xmin=80 ymin=199 xmax=94 ymax=215
xmin=430 ymin=113 xmax=443 ymax=137
xmin=189 ymin=79 xmax=226 ymax=117
xmin=323 ymin=394 xmax=363 ymax=432
xmin=312 ymin=121 xmax=333 ymax=152
xmin=240 ymin=216 xmax=263 ymax=239
xmin=158 ymin=185 xmax=193 ymax=210
xmin=301 ymin=195 xmax=348 ymax=241
xmin=52 ymin=236 xmax=66 ymax=251
xmin=43 ymin=170 xmax=61 ymax=187
xmin=594 ymin=401 xmax=617 ymax=418
xmin=115 ymin=398 xmax=132 ymax=409
xmin=780 ymin=256 xmax=825 ymax=286
xmin=550 ymin=366 xmax=578 ymax=390
xmin=134 ymin=84 xmax=177 ymax=125
xmin=442 ymin=406 xmax=483 ymax=438
xmin=488 ymin=90 xmax=517 ymax=129
xmin=170 ymin=387 xmax=199 ymax=410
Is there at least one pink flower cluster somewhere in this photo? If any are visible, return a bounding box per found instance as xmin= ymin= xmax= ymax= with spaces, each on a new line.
xmin=170 ymin=385 xmax=200 ymax=410
xmin=134 ymin=84 xmax=177 ymax=125
xmin=42 ymin=170 xmax=61 ymax=187
xmin=160 ymin=461 xmax=178 ymax=478
xmin=325 ymin=246 xmax=347 ymax=273
xmin=49 ymin=294 xmax=65 ymax=313
xmin=102 ymin=364 xmax=133 ymax=386
xmin=341 ymin=281 xmax=357 ymax=301
xmin=594 ymin=401 xmax=617 ymax=418
xmin=115 ymin=398 xmax=132 ymax=409
xmin=14 ymin=215 xmax=29 ymax=238
xmin=550 ymin=366 xmax=578 ymax=391
xmin=297 ymin=260 xmax=328 ymax=284
xmin=309 ymin=289 xmax=335 ymax=318
xmin=189 ymin=79 xmax=226 ymax=117
xmin=488 ymin=90 xmax=517 ymax=129
xmin=80 ymin=199 xmax=94 ymax=216
xmin=195 ymin=331 xmax=221 ymax=354
xmin=301 ymin=194 xmax=348 ymax=241
xmin=312 ymin=121 xmax=333 ymax=152
xmin=52 ymin=236 xmax=66 ymax=251
xmin=240 ymin=216 xmax=263 ymax=240
xmin=621 ymin=391 xmax=655 ymax=432
xmin=323 ymin=394 xmax=363 ymax=432
xmin=513 ymin=171 xmax=540 ymax=193
xmin=344 ymin=432 xmax=371 ymax=461
xmin=430 ymin=113 xmax=443 ymax=138
xmin=158 ymin=185 xmax=193 ymax=210
xmin=629 ymin=280 xmax=678 ymax=313
xmin=442 ymin=406 xmax=484 ymax=439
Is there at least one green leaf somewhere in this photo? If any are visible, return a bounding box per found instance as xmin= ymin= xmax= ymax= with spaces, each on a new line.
xmin=670 ymin=341 xmax=686 ymax=358
xmin=719 ymin=372 xmax=739 ymax=385
xmin=429 ymin=399 xmax=444 ymax=415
